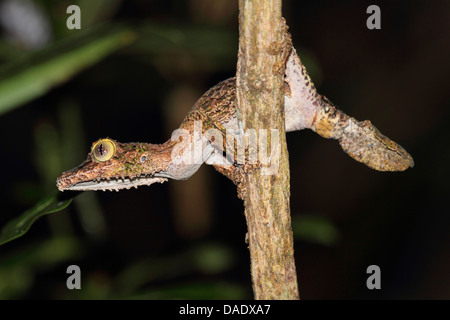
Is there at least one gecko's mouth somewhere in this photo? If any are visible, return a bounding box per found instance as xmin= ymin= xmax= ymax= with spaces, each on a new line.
xmin=57 ymin=175 xmax=168 ymax=192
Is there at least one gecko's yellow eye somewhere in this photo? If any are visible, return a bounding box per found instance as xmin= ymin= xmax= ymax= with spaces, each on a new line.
xmin=92 ymin=139 xmax=116 ymax=162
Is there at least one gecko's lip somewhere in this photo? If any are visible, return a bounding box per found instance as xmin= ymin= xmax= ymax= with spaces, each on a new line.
xmin=57 ymin=175 xmax=168 ymax=192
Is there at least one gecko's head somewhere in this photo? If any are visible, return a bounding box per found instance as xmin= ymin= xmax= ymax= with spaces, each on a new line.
xmin=56 ymin=138 xmax=169 ymax=191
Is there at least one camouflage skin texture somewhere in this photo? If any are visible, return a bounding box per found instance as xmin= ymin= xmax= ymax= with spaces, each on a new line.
xmin=57 ymin=47 xmax=413 ymax=193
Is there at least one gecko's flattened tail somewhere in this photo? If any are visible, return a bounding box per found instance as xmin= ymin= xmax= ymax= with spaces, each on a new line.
xmin=338 ymin=119 xmax=414 ymax=172
xmin=312 ymin=98 xmax=414 ymax=172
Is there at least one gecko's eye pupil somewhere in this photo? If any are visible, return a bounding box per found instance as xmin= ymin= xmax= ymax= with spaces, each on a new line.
xmin=92 ymin=139 xmax=116 ymax=162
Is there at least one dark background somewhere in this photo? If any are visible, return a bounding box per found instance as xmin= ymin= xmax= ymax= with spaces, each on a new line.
xmin=0 ymin=0 xmax=448 ymax=299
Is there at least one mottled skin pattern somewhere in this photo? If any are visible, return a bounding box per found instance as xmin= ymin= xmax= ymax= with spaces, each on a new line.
xmin=56 ymin=47 xmax=414 ymax=194
xmin=56 ymin=140 xmax=175 ymax=191
xmin=182 ymin=77 xmax=237 ymax=131
xmin=312 ymin=97 xmax=413 ymax=171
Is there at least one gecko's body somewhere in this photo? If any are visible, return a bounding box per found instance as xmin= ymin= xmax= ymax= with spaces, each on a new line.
xmin=56 ymin=48 xmax=414 ymax=194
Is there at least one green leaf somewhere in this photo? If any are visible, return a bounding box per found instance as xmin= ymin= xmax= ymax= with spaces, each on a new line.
xmin=0 ymin=25 xmax=136 ymax=116
xmin=0 ymin=192 xmax=78 ymax=246
xmin=128 ymin=23 xmax=237 ymax=71
xmin=292 ymin=213 xmax=340 ymax=246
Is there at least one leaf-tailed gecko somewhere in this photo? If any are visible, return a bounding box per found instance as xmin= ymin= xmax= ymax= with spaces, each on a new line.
xmin=56 ymin=47 xmax=414 ymax=195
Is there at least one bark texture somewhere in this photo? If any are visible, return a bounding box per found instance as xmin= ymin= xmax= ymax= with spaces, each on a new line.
xmin=236 ymin=0 xmax=299 ymax=300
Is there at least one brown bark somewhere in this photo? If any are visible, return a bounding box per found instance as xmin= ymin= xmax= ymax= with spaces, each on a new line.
xmin=236 ymin=0 xmax=299 ymax=299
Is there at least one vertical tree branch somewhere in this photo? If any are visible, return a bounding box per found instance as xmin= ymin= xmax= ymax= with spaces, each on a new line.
xmin=236 ymin=0 xmax=299 ymax=299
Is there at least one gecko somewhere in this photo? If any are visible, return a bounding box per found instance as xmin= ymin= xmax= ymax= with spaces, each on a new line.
xmin=56 ymin=46 xmax=414 ymax=197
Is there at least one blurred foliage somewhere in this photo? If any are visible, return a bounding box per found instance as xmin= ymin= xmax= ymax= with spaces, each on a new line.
xmin=0 ymin=239 xmax=246 ymax=299
xmin=0 ymin=17 xmax=237 ymax=116
xmin=0 ymin=236 xmax=83 ymax=299
xmin=129 ymin=282 xmax=247 ymax=300
xmin=292 ymin=214 xmax=340 ymax=246
xmin=128 ymin=23 xmax=237 ymax=75
xmin=0 ymin=193 xmax=74 ymax=246
xmin=0 ymin=25 xmax=136 ymax=116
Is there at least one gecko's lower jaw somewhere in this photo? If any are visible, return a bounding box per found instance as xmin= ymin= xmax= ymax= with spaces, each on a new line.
xmin=57 ymin=176 xmax=168 ymax=192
